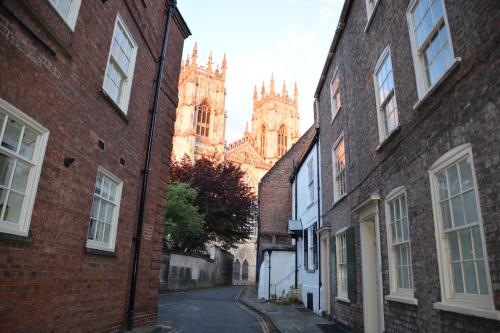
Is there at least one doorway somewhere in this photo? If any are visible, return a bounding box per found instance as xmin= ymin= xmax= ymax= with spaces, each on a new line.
xmin=321 ymin=236 xmax=330 ymax=315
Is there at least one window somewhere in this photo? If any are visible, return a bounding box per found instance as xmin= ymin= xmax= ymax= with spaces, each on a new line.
xmin=196 ymin=99 xmax=211 ymax=137
xmin=374 ymin=47 xmax=398 ymax=142
xmin=303 ymin=228 xmax=308 ymax=269
xmin=329 ymin=70 xmax=341 ymax=121
xmin=48 ymin=0 xmax=81 ymax=30
xmin=233 ymin=260 xmax=241 ymax=280
xmin=307 ymin=158 xmax=314 ymax=205
xmin=332 ymin=137 xmax=346 ymax=202
xmin=0 ymin=99 xmax=49 ymax=237
xmin=430 ymin=144 xmax=495 ymax=313
xmin=385 ymin=188 xmax=415 ymax=300
xmin=260 ymin=126 xmax=266 ymax=154
xmin=242 ymin=260 xmax=249 ymax=281
xmin=336 ymin=231 xmax=348 ymax=298
xmin=87 ymin=167 xmax=123 ymax=252
xmin=277 ymin=124 xmax=287 ymax=157
xmin=305 ymin=225 xmax=317 ymax=271
xmin=103 ymin=15 xmax=138 ymax=114
xmin=407 ymin=0 xmax=457 ymax=98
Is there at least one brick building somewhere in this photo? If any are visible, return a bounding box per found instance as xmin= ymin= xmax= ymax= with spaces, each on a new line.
xmin=315 ymin=0 xmax=499 ymax=332
xmin=0 ymin=0 xmax=189 ymax=331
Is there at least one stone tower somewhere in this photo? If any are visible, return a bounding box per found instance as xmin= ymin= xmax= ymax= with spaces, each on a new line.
xmin=251 ymin=74 xmax=300 ymax=164
xmin=172 ymin=43 xmax=227 ymax=161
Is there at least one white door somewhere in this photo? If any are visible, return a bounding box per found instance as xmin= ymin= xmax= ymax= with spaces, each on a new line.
xmin=360 ymin=219 xmax=384 ymax=333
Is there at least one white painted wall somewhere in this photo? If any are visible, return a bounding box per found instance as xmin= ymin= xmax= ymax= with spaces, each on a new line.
xmin=257 ymin=251 xmax=296 ymax=300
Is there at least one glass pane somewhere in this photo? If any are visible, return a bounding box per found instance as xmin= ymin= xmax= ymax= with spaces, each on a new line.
xmin=458 ymin=158 xmax=473 ymax=191
xmin=401 ymin=196 xmax=407 ymax=218
xmin=0 ymin=154 xmax=15 ymax=187
xmin=4 ymin=192 xmax=24 ymax=223
xmin=463 ymin=261 xmax=478 ymax=294
xmin=95 ymin=221 xmax=104 ymax=242
xmin=437 ymin=172 xmax=448 ymax=200
xmin=463 ymin=190 xmax=478 ymax=224
xmin=98 ymin=201 xmax=107 ymax=222
xmin=391 ymin=223 xmax=397 ymax=244
xmin=423 ymin=12 xmax=433 ymax=40
xmin=11 ymin=161 xmax=30 ymax=193
xmin=0 ymin=188 xmax=7 ymax=220
xmin=109 ymin=182 xmax=116 ymax=202
xmin=416 ymin=25 xmax=426 ymax=47
xmin=472 ymin=226 xmax=483 ymax=259
xmin=1 ymin=118 xmax=22 ymax=152
xmin=459 ymin=228 xmax=473 ymax=260
xmin=402 ymin=218 xmax=409 ymax=241
xmin=476 ymin=260 xmax=488 ymax=295
xmin=448 ymin=231 xmax=460 ymax=261
xmin=102 ymin=177 xmax=110 ymax=199
xmin=440 ymin=201 xmax=452 ymax=230
xmin=447 ymin=165 xmax=460 ymax=196
xmin=451 ymin=262 xmax=464 ymax=293
xmin=19 ymin=128 xmax=37 ymax=160
xmin=397 ymin=267 xmax=403 ymax=289
xmin=395 ymin=219 xmax=402 ymax=243
xmin=105 ymin=203 xmax=114 ymax=223
xmin=103 ymin=224 xmax=111 ymax=244
xmin=58 ymin=0 xmax=72 ymax=17
xmin=95 ymin=174 xmax=103 ymax=195
xmin=91 ymin=197 xmax=100 ymax=219
xmin=395 ymin=199 xmax=401 ymax=220
xmin=431 ymin=0 xmax=443 ymax=21
xmin=401 ymin=244 xmax=409 ymax=265
xmin=88 ymin=219 xmax=96 ymax=240
xmin=450 ymin=196 xmax=465 ymax=228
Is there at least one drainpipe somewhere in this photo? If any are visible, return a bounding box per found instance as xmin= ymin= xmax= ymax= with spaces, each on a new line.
xmin=127 ymin=1 xmax=176 ymax=329
xmin=268 ymin=250 xmax=272 ymax=300
xmin=293 ymin=162 xmax=298 ymax=289
xmin=316 ymin=136 xmax=322 ymax=313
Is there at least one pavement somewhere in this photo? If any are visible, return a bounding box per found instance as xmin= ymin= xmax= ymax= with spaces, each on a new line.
xmin=239 ymin=287 xmax=349 ymax=333
xmin=157 ymin=286 xmax=265 ymax=333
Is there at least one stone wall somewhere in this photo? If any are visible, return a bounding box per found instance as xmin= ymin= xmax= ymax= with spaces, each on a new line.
xmin=160 ymin=246 xmax=233 ymax=291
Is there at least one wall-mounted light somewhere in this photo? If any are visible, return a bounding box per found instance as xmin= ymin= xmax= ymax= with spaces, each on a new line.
xmin=64 ymin=156 xmax=75 ymax=167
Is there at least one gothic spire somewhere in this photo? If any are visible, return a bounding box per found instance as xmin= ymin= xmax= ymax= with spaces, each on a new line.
xmin=207 ymin=51 xmax=213 ymax=72
xmin=282 ymin=80 xmax=287 ymax=98
xmin=261 ymin=81 xmax=266 ymax=96
xmin=270 ymin=73 xmax=275 ymax=95
xmin=221 ymin=53 xmax=227 ymax=80
xmin=191 ymin=42 xmax=198 ymax=65
xmin=294 ymin=81 xmax=299 ymax=108
xmin=253 ymin=84 xmax=258 ymax=100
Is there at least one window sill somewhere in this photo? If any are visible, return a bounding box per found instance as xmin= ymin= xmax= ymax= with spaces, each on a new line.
xmin=335 ymin=296 xmax=351 ymax=304
xmin=413 ymin=58 xmax=461 ymax=111
xmin=331 ymin=106 xmax=342 ymax=124
xmin=433 ymin=302 xmax=500 ymax=321
xmin=0 ymin=230 xmax=33 ymax=244
xmin=85 ymin=246 xmax=116 ymax=257
xmin=385 ymin=294 xmax=418 ymax=305
xmin=364 ymin=0 xmax=382 ymax=33
xmin=376 ymin=125 xmax=401 ymax=152
xmin=332 ymin=194 xmax=347 ymax=208
xmin=100 ymin=88 xmax=129 ymax=123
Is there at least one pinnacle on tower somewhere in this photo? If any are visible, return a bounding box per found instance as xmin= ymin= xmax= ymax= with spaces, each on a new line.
xmin=207 ymin=51 xmax=213 ymax=72
xmin=270 ymin=73 xmax=275 ymax=95
xmin=191 ymin=42 xmax=198 ymax=65
xmin=294 ymin=81 xmax=299 ymax=108
xmin=261 ymin=81 xmax=266 ymax=96
xmin=245 ymin=121 xmax=249 ymax=134
xmin=282 ymin=80 xmax=287 ymax=98
xmin=253 ymin=84 xmax=258 ymax=101
xmin=221 ymin=53 xmax=227 ymax=80
xmin=184 ymin=53 xmax=190 ymax=67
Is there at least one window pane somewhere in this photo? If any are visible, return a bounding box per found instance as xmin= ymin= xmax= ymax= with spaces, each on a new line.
xmin=91 ymin=198 xmax=100 ymax=219
xmin=102 ymin=177 xmax=110 ymax=199
xmin=0 ymin=188 xmax=7 ymax=220
xmin=98 ymin=201 xmax=107 ymax=221
xmin=95 ymin=221 xmax=104 ymax=242
xmin=450 ymin=196 xmax=465 ymax=227
xmin=11 ymin=161 xmax=30 ymax=193
xmin=105 ymin=203 xmax=113 ymax=223
xmin=447 ymin=165 xmax=460 ymax=196
xmin=476 ymin=260 xmax=488 ymax=295
xmin=458 ymin=158 xmax=473 ymax=191
xmin=437 ymin=172 xmax=448 ymax=200
xmin=440 ymin=201 xmax=452 ymax=230
xmin=431 ymin=0 xmax=443 ymax=21
xmin=0 ymin=154 xmax=15 ymax=187
xmin=459 ymin=228 xmax=473 ymax=260
xmin=88 ymin=219 xmax=97 ymax=240
xmin=2 ymin=118 xmax=22 ymax=152
xmin=463 ymin=261 xmax=477 ymax=294
xmin=402 ymin=218 xmax=409 ymax=241
xmin=448 ymin=231 xmax=460 ymax=261
xmin=4 ymin=192 xmax=24 ymax=223
xmin=463 ymin=190 xmax=478 ymax=224
xmin=472 ymin=226 xmax=483 ymax=259
xmin=19 ymin=128 xmax=37 ymax=160
xmin=95 ymin=174 xmax=103 ymax=195
xmin=103 ymin=224 xmax=111 ymax=244
xmin=109 ymin=182 xmax=116 ymax=202
xmin=451 ymin=262 xmax=464 ymax=293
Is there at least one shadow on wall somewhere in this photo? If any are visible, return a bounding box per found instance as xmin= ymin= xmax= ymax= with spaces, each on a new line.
xmin=159 ymin=245 xmax=234 ymax=292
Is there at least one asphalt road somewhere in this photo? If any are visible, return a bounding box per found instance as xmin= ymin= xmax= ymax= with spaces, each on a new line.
xmin=158 ymin=286 xmax=263 ymax=333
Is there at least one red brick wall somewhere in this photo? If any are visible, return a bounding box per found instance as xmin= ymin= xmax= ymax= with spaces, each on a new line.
xmin=0 ymin=0 xmax=187 ymax=331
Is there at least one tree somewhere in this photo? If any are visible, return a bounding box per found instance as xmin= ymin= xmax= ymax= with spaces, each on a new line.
xmin=165 ymin=182 xmax=205 ymax=251
xmin=171 ymin=156 xmax=257 ymax=249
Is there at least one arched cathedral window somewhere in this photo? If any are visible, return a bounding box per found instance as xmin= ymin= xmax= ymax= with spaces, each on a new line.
xmin=233 ymin=260 xmax=241 ymax=281
xmin=196 ymin=99 xmax=211 ymax=137
xmin=278 ymin=124 xmax=287 ymax=157
xmin=242 ymin=260 xmax=249 ymax=281
xmin=260 ymin=125 xmax=266 ymax=154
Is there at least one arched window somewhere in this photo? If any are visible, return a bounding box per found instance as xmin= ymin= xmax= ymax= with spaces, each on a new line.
xmin=196 ymin=99 xmax=210 ymax=137
xmin=277 ymin=124 xmax=287 ymax=157
xmin=233 ymin=260 xmax=241 ymax=281
xmin=260 ymin=126 xmax=266 ymax=154
xmin=242 ymin=260 xmax=249 ymax=281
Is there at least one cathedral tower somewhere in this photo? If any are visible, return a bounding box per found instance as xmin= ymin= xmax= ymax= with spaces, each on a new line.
xmin=251 ymin=74 xmax=300 ymax=164
xmin=172 ymin=44 xmax=227 ymax=161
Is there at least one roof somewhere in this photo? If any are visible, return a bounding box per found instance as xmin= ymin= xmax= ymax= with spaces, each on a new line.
xmin=289 ymin=127 xmax=319 ymax=183
xmin=173 ymin=4 xmax=191 ymax=39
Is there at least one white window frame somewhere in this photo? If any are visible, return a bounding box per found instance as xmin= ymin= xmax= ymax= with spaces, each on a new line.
xmin=329 ymin=68 xmax=341 ymax=122
xmin=102 ymin=14 xmax=138 ymax=115
xmin=48 ymin=0 xmax=82 ymax=31
xmin=332 ymin=134 xmax=346 ymax=203
xmin=307 ymin=158 xmax=314 ymax=206
xmin=373 ymin=46 xmax=399 ymax=143
xmin=307 ymin=225 xmax=315 ymax=271
xmin=406 ymin=0 xmax=459 ymax=100
xmin=429 ymin=144 xmax=500 ymax=320
xmin=0 ymin=98 xmax=49 ymax=237
xmin=86 ymin=166 xmax=123 ymax=252
xmin=384 ymin=186 xmax=418 ymax=305
xmin=336 ymin=229 xmax=348 ymax=299
xmin=364 ymin=0 xmax=381 ymax=32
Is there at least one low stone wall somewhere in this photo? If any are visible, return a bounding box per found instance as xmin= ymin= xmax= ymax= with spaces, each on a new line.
xmin=160 ymin=246 xmax=233 ymax=291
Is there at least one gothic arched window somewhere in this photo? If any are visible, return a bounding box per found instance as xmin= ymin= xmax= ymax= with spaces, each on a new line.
xmin=233 ymin=260 xmax=241 ymax=281
xmin=260 ymin=126 xmax=266 ymax=154
xmin=196 ymin=99 xmax=211 ymax=137
xmin=278 ymin=124 xmax=287 ymax=157
xmin=242 ymin=260 xmax=249 ymax=281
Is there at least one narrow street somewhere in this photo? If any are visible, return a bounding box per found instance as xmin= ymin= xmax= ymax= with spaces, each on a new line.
xmin=158 ymin=287 xmax=264 ymax=333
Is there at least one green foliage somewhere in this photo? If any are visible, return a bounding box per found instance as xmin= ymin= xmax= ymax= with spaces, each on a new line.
xmin=165 ymin=182 xmax=205 ymax=251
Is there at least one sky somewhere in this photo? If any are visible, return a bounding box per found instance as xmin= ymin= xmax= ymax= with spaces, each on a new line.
xmin=177 ymin=0 xmax=345 ymax=143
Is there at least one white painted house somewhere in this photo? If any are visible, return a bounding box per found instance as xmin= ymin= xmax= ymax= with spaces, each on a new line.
xmin=289 ymin=133 xmax=322 ymax=314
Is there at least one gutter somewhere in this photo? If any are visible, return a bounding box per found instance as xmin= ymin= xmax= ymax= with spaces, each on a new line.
xmin=316 ymin=136 xmax=322 ymax=313
xmin=126 ymin=1 xmax=181 ymax=329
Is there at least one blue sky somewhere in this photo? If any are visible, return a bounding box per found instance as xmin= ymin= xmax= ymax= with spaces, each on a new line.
xmin=177 ymin=0 xmax=344 ymax=143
